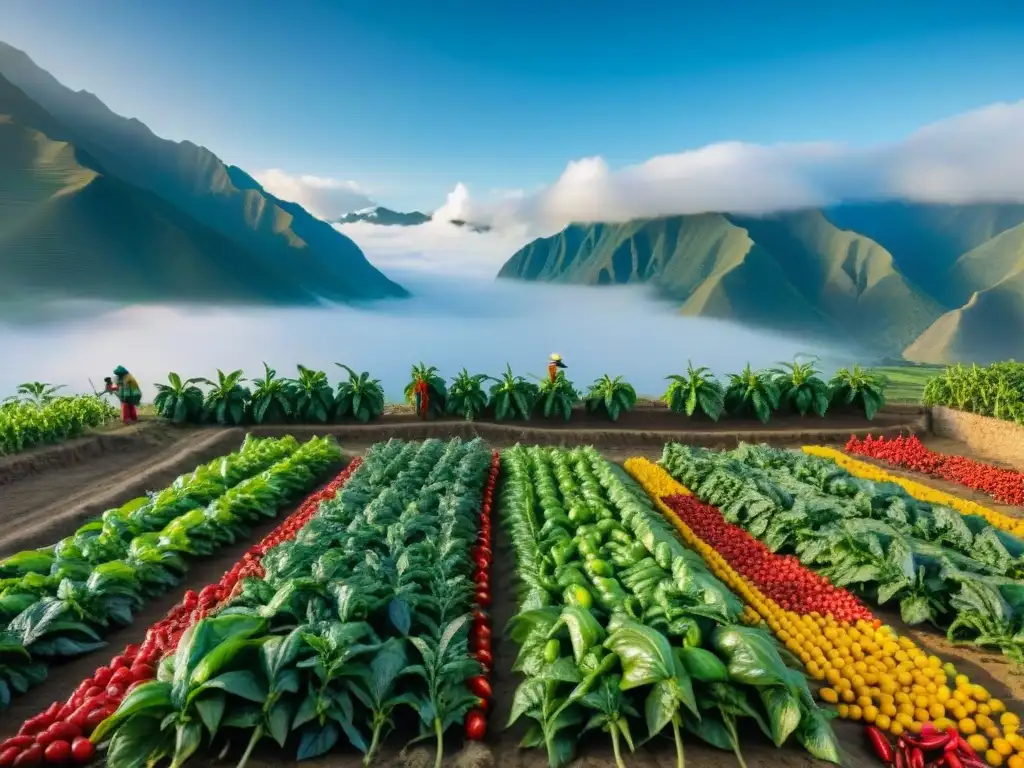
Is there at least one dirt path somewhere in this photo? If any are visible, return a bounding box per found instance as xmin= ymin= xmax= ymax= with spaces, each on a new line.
xmin=0 ymin=428 xmax=247 ymax=557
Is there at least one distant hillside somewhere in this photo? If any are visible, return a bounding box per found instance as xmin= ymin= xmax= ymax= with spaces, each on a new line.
xmin=498 ymin=210 xmax=945 ymax=354
xmin=0 ymin=41 xmax=408 ymax=306
xmin=337 ymin=206 xmax=431 ymax=226
xmin=0 ymin=74 xmax=311 ymax=306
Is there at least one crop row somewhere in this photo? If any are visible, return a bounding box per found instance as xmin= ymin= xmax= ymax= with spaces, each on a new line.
xmin=136 ymin=357 xmax=887 ymax=427
xmin=658 ymin=442 xmax=1024 ymax=665
xmin=1 ymin=460 xmax=363 ymax=767
xmin=0 ymin=395 xmax=116 ymax=457
xmin=923 ymin=362 xmax=1024 ymax=427
xmin=624 ymin=457 xmax=1024 ymax=768
xmin=500 ymin=445 xmax=840 ymax=767
xmin=845 ymin=434 xmax=1024 ymax=508
xmin=0 ymin=435 xmax=341 ymax=711
xmin=81 ymin=437 xmax=496 ymax=768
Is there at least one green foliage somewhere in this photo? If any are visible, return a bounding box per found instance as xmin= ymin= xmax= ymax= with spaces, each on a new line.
xmin=446 ymin=369 xmax=489 ymax=421
xmin=663 ymin=363 xmax=725 ymax=421
xmin=289 ymin=365 xmax=334 ymax=423
xmin=199 ymin=369 xmax=251 ymax=426
xmin=923 ymin=361 xmax=1024 ymax=425
xmin=584 ymin=375 xmax=637 ymax=422
xmin=15 ymin=381 xmax=65 ymax=406
xmin=537 ymin=373 xmax=578 ymax=421
xmin=333 ymin=364 xmax=385 ymax=423
xmin=248 ymin=363 xmax=294 ymax=424
xmin=153 ymin=373 xmax=205 ymax=425
xmin=770 ymin=358 xmax=829 ymax=417
xmin=724 ymin=364 xmax=780 ymax=424
xmin=488 ymin=365 xmax=538 ymax=421
xmin=404 ymin=363 xmax=447 ymax=418
xmin=0 ymin=395 xmax=116 ymax=456
xmin=829 ymin=365 xmax=886 ymax=420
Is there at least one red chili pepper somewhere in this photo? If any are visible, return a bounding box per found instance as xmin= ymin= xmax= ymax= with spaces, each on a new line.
xmin=945 ymin=754 xmax=963 ymax=768
xmin=909 ymin=733 xmax=951 ymax=752
xmin=865 ymin=726 xmax=895 ymax=766
xmin=908 ymin=746 xmax=924 ymax=768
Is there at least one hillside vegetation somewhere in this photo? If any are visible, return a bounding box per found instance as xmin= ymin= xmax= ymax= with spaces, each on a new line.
xmin=0 ymin=42 xmax=407 ymax=311
xmin=499 ymin=204 xmax=1024 ymax=364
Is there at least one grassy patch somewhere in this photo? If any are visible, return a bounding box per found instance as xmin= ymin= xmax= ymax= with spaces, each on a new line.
xmin=868 ymin=364 xmax=944 ymax=404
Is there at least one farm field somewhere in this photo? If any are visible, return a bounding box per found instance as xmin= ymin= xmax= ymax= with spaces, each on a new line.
xmin=2 ymin=423 xmax=1023 ymax=768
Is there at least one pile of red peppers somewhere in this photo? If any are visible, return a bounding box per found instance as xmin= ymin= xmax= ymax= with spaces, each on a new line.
xmin=866 ymin=724 xmax=989 ymax=768
xmin=463 ymin=450 xmax=499 ymax=742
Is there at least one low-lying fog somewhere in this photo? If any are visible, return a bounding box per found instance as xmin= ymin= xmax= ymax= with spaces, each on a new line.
xmin=1 ymin=272 xmax=859 ymax=403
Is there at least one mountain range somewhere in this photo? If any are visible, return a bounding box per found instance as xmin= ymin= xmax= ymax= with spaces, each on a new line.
xmin=336 ymin=206 xmax=431 ymax=226
xmin=497 ymin=204 xmax=1024 ymax=364
xmin=0 ymin=41 xmax=407 ymax=311
xmin=335 ymin=206 xmax=492 ymax=233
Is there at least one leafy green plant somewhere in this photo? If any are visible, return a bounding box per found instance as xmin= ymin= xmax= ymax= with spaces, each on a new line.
xmin=288 ymin=365 xmax=334 ymax=423
xmin=152 ymin=373 xmax=205 ymax=425
xmin=724 ymin=364 xmax=780 ymax=424
xmin=488 ymin=365 xmax=538 ymax=421
xmin=923 ymin=362 xmax=1024 ymax=425
xmin=770 ymin=358 xmax=829 ymax=417
xmin=663 ymin=363 xmax=725 ymax=421
xmin=584 ymin=375 xmax=637 ymax=422
xmin=446 ymin=370 xmax=489 ymax=421
xmin=199 ymin=369 xmax=251 ymax=426
xmin=248 ymin=363 xmax=294 ymax=424
xmin=536 ymin=373 xmax=578 ymax=421
xmin=334 ymin=364 xmax=385 ymax=422
xmin=404 ymin=363 xmax=447 ymax=418
xmin=15 ymin=382 xmax=65 ymax=406
xmin=829 ymin=365 xmax=887 ymax=420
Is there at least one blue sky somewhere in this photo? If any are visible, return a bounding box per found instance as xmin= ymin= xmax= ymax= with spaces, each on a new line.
xmin=3 ymin=0 xmax=1024 ymax=212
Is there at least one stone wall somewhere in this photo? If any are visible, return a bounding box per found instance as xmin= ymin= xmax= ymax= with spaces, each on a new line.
xmin=930 ymin=406 xmax=1024 ymax=470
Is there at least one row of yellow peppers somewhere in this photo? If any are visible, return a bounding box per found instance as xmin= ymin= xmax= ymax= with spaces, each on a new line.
xmin=623 ymin=457 xmax=1023 ymax=768
xmin=802 ymin=446 xmax=1024 ymax=538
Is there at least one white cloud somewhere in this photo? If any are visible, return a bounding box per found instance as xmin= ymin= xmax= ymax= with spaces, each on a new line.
xmin=335 ymin=217 xmax=531 ymax=279
xmin=253 ymin=169 xmax=376 ymax=220
xmin=447 ymin=99 xmax=1024 ymax=236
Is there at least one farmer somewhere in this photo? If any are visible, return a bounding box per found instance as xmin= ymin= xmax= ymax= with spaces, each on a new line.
xmin=413 ymin=377 xmax=430 ymax=419
xmin=105 ymin=366 xmax=142 ymax=424
xmin=548 ymin=353 xmax=567 ymax=383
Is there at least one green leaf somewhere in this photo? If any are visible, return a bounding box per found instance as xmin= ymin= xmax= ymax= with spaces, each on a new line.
xmin=195 ymin=692 xmax=226 ymax=736
xmin=760 ymin=686 xmax=802 ymax=747
xmin=604 ymin=620 xmax=674 ymax=690
xmin=644 ymin=679 xmax=680 ymax=738
xmin=710 ymin=625 xmax=792 ymax=689
xmin=297 ymin=722 xmax=339 ymax=761
xmin=549 ymin=606 xmax=605 ymax=665
xmin=170 ymin=721 xmax=203 ymax=768
xmin=201 ymin=670 xmax=268 ymax=703
xmin=795 ymin=708 xmax=841 ymax=764
xmin=508 ymin=678 xmax=545 ymax=727
xmin=91 ymin=680 xmax=174 ymax=743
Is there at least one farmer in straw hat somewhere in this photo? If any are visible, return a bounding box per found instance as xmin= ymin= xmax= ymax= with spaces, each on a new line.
xmin=548 ymin=353 xmax=567 ymax=383
xmin=104 ymin=365 xmax=142 ymax=424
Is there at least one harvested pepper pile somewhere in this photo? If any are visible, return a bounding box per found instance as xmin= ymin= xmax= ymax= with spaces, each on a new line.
xmin=846 ymin=434 xmax=1024 ymax=508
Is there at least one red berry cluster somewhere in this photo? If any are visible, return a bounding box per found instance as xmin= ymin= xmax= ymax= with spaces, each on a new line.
xmin=464 ymin=451 xmax=499 ymax=744
xmin=661 ymin=494 xmax=874 ymax=623
xmin=2 ymin=459 xmax=363 ymax=767
xmin=846 ymin=434 xmax=1024 ymax=506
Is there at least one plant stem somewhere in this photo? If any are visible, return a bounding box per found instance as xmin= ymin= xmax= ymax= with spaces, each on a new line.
xmin=610 ymin=725 xmax=628 ymax=768
xmin=723 ymin=716 xmax=748 ymax=768
xmin=433 ymin=717 xmax=444 ymax=768
xmin=363 ymin=720 xmax=384 ymax=767
xmin=671 ymin=715 xmax=685 ymax=768
xmin=235 ymin=725 xmax=263 ymax=768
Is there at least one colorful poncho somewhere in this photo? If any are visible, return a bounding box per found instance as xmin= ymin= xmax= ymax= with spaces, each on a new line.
xmin=113 ymin=371 xmax=142 ymax=405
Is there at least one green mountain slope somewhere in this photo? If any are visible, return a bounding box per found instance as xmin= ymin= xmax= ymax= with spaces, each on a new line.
xmin=824 ymin=201 xmax=1024 ymax=305
xmin=499 ymin=211 xmax=943 ymax=352
xmin=905 ymin=223 xmax=1024 ymax=363
xmin=0 ymin=75 xmax=307 ymax=306
xmin=0 ymin=41 xmax=407 ymax=303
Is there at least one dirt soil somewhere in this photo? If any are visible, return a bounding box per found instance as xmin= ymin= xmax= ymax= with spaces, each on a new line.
xmin=3 ymin=424 xmax=1020 ymax=768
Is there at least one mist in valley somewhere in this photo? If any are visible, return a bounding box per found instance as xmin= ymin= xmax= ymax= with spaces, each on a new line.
xmin=1 ymin=269 xmax=860 ymax=403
